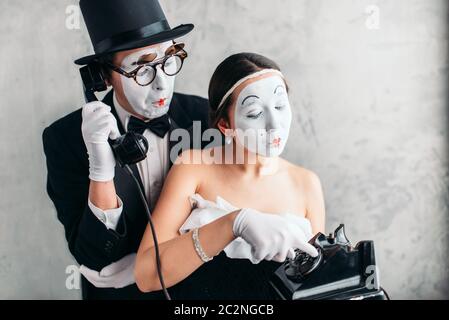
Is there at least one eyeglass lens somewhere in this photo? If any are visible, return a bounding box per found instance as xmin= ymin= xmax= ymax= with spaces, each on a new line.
xmin=135 ymin=55 xmax=183 ymax=85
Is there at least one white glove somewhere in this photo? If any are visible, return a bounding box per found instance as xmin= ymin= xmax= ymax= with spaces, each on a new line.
xmin=79 ymin=253 xmax=136 ymax=289
xmin=233 ymin=208 xmax=318 ymax=263
xmin=81 ymin=101 xmax=120 ymax=182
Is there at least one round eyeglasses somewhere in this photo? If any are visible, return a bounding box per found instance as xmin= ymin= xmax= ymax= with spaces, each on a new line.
xmin=105 ymin=43 xmax=187 ymax=86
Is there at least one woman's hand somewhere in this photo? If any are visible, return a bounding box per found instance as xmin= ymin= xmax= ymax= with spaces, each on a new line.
xmin=232 ymin=208 xmax=318 ymax=263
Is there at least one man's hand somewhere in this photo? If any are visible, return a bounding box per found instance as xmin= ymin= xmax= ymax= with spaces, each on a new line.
xmin=81 ymin=102 xmax=120 ymax=182
xmin=79 ymin=253 xmax=136 ymax=289
xmin=232 ymin=208 xmax=318 ymax=263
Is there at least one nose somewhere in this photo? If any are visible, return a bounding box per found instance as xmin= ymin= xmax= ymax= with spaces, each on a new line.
xmin=151 ymin=65 xmax=168 ymax=92
xmin=265 ymin=108 xmax=281 ymax=131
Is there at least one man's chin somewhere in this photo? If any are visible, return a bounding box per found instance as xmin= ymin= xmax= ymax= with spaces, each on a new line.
xmin=140 ymin=106 xmax=170 ymax=119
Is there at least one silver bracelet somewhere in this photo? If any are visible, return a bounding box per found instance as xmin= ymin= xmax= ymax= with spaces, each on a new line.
xmin=192 ymin=228 xmax=213 ymax=262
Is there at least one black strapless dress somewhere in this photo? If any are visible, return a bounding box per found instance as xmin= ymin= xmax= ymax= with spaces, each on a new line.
xmin=170 ymin=251 xmax=283 ymax=300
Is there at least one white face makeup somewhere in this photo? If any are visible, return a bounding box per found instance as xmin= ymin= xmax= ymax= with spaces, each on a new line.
xmin=119 ymin=41 xmax=175 ymax=119
xmin=233 ymin=75 xmax=292 ymax=157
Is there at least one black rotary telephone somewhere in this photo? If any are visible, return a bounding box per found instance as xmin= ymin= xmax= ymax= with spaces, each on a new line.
xmin=79 ymin=62 xmax=148 ymax=167
xmin=270 ymin=224 xmax=389 ymax=300
xmin=79 ymin=62 xmax=171 ymax=300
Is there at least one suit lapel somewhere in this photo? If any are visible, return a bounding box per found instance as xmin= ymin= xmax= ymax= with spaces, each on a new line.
xmin=113 ymin=164 xmax=145 ymax=226
xmin=167 ymin=93 xmax=199 ymax=168
xmin=168 ymin=116 xmax=181 ymax=168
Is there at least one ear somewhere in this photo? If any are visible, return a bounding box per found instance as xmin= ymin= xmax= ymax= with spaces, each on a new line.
xmin=217 ymin=118 xmax=231 ymax=136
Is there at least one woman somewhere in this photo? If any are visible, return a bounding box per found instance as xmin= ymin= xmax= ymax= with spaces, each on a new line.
xmin=135 ymin=52 xmax=326 ymax=299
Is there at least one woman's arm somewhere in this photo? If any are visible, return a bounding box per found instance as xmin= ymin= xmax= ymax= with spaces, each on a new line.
xmin=134 ymin=150 xmax=239 ymax=293
xmin=304 ymin=171 xmax=326 ymax=234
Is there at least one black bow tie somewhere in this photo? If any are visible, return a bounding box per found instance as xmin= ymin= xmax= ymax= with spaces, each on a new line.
xmin=127 ymin=114 xmax=171 ymax=138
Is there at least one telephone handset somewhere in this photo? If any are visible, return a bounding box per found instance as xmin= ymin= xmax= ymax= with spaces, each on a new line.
xmin=79 ymin=62 xmax=148 ymax=167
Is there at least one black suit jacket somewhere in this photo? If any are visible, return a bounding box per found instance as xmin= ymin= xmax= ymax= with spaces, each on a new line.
xmin=42 ymin=90 xmax=209 ymax=299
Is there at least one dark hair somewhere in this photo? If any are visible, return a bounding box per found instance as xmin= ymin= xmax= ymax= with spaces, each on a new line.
xmin=208 ymin=52 xmax=288 ymax=129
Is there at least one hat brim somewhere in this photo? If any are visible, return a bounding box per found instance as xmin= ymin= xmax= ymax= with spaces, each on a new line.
xmin=74 ymin=23 xmax=194 ymax=65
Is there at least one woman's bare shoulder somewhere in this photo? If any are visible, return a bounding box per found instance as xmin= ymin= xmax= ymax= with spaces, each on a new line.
xmin=172 ymin=148 xmax=221 ymax=177
xmin=175 ymin=147 xmax=223 ymax=165
xmin=283 ymin=159 xmax=325 ymax=232
xmin=282 ymin=159 xmax=322 ymax=190
xmin=170 ymin=148 xmax=223 ymax=194
xmin=175 ymin=148 xmax=202 ymax=164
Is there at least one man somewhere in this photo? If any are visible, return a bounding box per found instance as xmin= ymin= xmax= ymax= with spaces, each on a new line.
xmin=42 ymin=0 xmax=208 ymax=299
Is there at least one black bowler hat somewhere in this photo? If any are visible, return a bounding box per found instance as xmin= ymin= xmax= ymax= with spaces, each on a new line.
xmin=74 ymin=0 xmax=194 ymax=65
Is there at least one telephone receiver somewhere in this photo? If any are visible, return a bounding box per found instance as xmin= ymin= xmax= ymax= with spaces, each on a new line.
xmin=79 ymin=62 xmax=148 ymax=167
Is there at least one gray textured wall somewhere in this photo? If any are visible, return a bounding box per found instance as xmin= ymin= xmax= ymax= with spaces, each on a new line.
xmin=0 ymin=0 xmax=448 ymax=299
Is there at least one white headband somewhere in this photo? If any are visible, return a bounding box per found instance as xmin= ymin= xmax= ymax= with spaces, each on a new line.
xmin=216 ymin=68 xmax=284 ymax=112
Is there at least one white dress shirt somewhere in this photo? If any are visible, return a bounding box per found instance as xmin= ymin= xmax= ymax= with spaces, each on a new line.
xmin=88 ymin=92 xmax=170 ymax=230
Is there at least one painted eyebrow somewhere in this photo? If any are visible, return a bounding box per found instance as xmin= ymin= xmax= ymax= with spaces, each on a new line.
xmin=241 ymin=95 xmax=260 ymax=106
xmin=274 ymin=85 xmax=285 ymax=94
xmin=131 ymin=52 xmax=158 ymax=66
